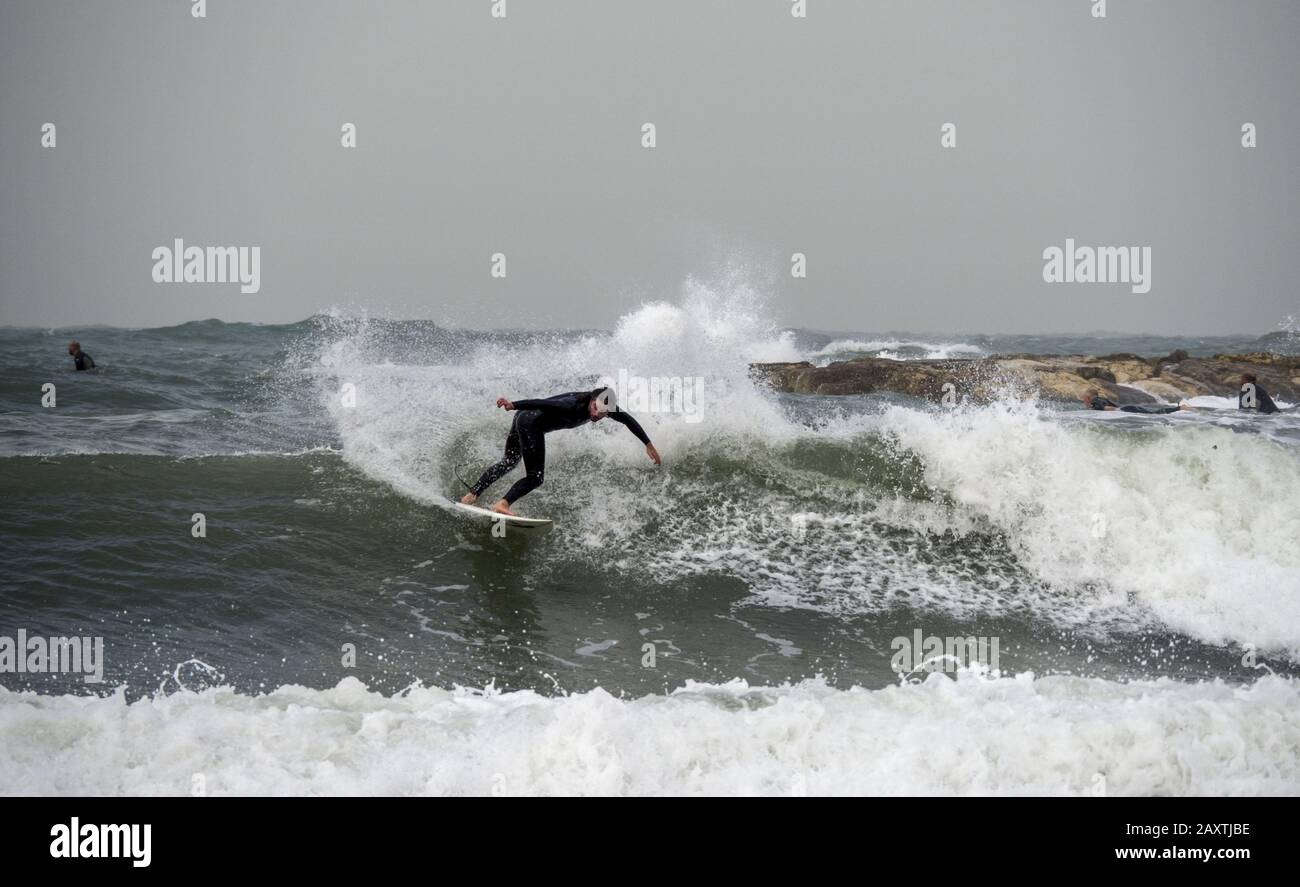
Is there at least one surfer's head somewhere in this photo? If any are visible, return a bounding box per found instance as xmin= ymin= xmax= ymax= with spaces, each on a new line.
xmin=1082 ymin=388 xmax=1099 ymax=407
xmin=67 ymin=340 xmax=80 ymax=356
xmin=1241 ymin=372 xmax=1257 ymax=384
xmin=587 ymin=386 xmax=618 ymax=421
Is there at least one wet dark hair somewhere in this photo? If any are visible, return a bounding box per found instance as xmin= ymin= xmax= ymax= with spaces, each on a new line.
xmin=1241 ymin=372 xmax=1257 ymax=383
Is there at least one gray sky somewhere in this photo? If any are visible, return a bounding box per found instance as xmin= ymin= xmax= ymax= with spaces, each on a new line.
xmin=2 ymin=0 xmax=1297 ymax=334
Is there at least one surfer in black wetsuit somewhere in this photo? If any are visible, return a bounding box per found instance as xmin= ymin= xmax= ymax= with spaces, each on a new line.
xmin=1081 ymin=389 xmax=1191 ymax=414
xmin=460 ymin=387 xmax=661 ymax=515
xmin=67 ymin=340 xmax=95 ymax=371
xmin=1238 ymin=373 xmax=1280 ymax=414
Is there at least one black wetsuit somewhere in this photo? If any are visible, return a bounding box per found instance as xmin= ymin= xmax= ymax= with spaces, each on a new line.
xmin=1089 ymin=397 xmax=1179 ymax=414
xmin=471 ymin=392 xmax=651 ymax=504
xmin=1239 ymin=383 xmax=1279 ymax=414
xmin=72 ymin=351 xmax=95 ymax=371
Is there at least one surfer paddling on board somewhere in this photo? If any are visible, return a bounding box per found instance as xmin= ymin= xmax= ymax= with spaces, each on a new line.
xmin=460 ymin=387 xmax=661 ymax=516
xmin=1081 ymin=389 xmax=1193 ymax=413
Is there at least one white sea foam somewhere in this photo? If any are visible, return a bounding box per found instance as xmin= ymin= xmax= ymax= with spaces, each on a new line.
xmin=1185 ymin=394 xmax=1295 ymax=410
xmin=2 ymin=673 xmax=1295 ymax=796
xmin=320 ymin=276 xmax=804 ymax=509
xmin=809 ymin=338 xmax=985 ymax=362
xmin=876 ymin=401 xmax=1300 ymax=655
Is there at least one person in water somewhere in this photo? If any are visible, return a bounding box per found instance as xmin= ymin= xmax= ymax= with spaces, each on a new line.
xmin=67 ymin=340 xmax=95 ymax=371
xmin=1081 ymin=389 xmax=1192 ymax=413
xmin=461 ymin=387 xmax=661 ymax=515
xmin=1238 ymin=373 xmax=1279 ymax=414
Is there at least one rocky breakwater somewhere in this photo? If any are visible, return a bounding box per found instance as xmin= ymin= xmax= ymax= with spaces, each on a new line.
xmin=750 ymin=351 xmax=1300 ymax=405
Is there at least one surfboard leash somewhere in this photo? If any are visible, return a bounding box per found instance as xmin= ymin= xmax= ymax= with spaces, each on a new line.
xmin=452 ymin=461 xmax=475 ymax=492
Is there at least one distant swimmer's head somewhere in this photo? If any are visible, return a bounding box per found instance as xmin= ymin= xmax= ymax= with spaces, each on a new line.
xmin=67 ymin=340 xmax=80 ymax=356
xmin=587 ymin=386 xmax=618 ymax=422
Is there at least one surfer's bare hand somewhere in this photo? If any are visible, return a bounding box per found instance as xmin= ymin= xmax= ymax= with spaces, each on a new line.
xmin=496 ymin=397 xmax=514 ymax=410
xmin=646 ymin=443 xmax=661 ymax=465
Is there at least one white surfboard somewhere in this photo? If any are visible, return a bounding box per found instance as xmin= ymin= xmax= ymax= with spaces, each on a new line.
xmin=450 ymin=500 xmax=553 ymax=529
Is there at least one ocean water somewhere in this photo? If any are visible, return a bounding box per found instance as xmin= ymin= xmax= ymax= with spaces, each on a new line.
xmin=3 ymin=285 xmax=1299 ymax=795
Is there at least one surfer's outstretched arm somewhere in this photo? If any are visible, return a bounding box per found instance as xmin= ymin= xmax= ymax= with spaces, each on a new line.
xmin=500 ymin=393 xmax=582 ymax=412
xmin=608 ymin=410 xmax=649 ymax=444
xmin=609 ymin=411 xmax=661 ymax=465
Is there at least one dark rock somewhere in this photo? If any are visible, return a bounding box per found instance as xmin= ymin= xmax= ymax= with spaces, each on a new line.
xmin=750 ymin=353 xmax=1300 ymax=404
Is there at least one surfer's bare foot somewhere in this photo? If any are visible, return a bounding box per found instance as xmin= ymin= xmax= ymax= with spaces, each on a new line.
xmin=491 ymin=499 xmax=514 ymax=516
xmin=460 ymin=492 xmax=477 ymax=504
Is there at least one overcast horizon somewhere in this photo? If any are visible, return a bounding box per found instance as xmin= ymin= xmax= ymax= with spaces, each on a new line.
xmin=3 ymin=1 xmax=1298 ymax=335
xmin=0 ymin=315 xmax=1279 ymax=344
